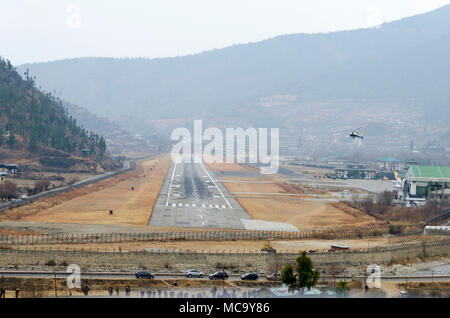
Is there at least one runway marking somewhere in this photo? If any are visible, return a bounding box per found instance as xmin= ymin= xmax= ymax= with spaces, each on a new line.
xmin=185 ymin=204 xmax=189 ymax=207
xmin=172 ymin=203 xmax=176 ymax=207
xmin=199 ymin=161 xmax=233 ymax=208
xmin=165 ymin=156 xmax=179 ymax=207
xmin=215 ymin=204 xmax=219 ymax=209
xmin=178 ymin=203 xmax=182 ymax=207
xmin=192 ymin=204 xmax=196 ymax=207
xmin=209 ymin=205 xmax=213 ymax=208
xmin=221 ymin=205 xmax=226 ymax=209
xmin=202 ymin=204 xmax=206 ymax=208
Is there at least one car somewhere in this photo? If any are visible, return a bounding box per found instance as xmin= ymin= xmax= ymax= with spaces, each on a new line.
xmin=185 ymin=269 xmax=204 ymax=278
xmin=241 ymin=272 xmax=258 ymax=281
xmin=267 ymin=272 xmax=281 ymax=281
xmin=209 ymin=271 xmax=228 ymax=280
xmin=135 ymin=270 xmax=155 ymax=279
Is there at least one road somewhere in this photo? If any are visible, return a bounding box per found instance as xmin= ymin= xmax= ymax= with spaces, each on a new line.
xmin=148 ymin=156 xmax=250 ymax=229
xmin=1 ymin=271 xmax=449 ymax=283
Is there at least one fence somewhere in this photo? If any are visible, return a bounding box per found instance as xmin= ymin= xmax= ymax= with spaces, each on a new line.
xmin=0 ymin=224 xmax=422 ymax=246
xmin=1 ymin=238 xmax=449 ymax=273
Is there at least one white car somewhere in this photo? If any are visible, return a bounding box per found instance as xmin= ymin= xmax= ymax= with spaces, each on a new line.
xmin=185 ymin=269 xmax=204 ymax=278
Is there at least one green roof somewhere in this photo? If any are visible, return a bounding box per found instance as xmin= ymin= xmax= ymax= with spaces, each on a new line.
xmin=410 ymin=165 xmax=450 ymax=179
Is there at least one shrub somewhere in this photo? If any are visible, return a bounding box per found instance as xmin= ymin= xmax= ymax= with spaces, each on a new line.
xmin=45 ymin=259 xmax=56 ymax=266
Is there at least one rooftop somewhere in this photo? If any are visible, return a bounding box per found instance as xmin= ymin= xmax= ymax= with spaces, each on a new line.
xmin=408 ymin=165 xmax=450 ymax=181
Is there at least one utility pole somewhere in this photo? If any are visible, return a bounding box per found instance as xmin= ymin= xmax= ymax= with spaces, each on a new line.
xmin=53 ymin=268 xmax=57 ymax=298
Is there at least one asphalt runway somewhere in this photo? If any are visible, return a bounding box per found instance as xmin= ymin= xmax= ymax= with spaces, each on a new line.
xmin=148 ymin=156 xmax=251 ymax=229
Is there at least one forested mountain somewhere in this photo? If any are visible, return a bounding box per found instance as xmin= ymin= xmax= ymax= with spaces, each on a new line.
xmin=0 ymin=57 xmax=106 ymax=158
xmin=17 ymin=5 xmax=450 ymax=137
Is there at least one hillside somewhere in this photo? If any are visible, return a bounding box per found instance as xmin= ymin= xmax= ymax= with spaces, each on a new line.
xmin=0 ymin=57 xmax=118 ymax=171
xmin=16 ymin=5 xmax=450 ymax=148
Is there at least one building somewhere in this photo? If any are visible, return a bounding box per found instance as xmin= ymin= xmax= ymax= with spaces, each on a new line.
xmin=0 ymin=164 xmax=19 ymax=174
xmin=402 ymin=165 xmax=450 ymax=201
xmin=378 ymin=157 xmax=402 ymax=171
xmin=424 ymin=226 xmax=450 ymax=236
xmin=334 ymin=163 xmax=376 ymax=179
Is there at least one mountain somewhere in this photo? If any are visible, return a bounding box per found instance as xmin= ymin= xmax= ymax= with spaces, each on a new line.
xmin=16 ymin=5 xmax=450 ymax=139
xmin=0 ymin=57 xmax=120 ymax=171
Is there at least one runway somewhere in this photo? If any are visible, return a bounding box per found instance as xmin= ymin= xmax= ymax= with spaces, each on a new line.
xmin=148 ymin=156 xmax=251 ymax=229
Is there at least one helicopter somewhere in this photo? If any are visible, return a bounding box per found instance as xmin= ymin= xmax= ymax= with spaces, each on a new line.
xmin=349 ymin=127 xmax=364 ymax=140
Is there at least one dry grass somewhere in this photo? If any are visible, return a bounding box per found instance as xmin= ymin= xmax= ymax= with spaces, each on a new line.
xmin=235 ymin=197 xmax=376 ymax=229
xmin=0 ymin=155 xmax=171 ymax=226
xmin=208 ymin=161 xmax=378 ymax=229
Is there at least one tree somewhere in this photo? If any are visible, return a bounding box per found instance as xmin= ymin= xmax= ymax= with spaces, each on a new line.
xmin=296 ymin=251 xmax=320 ymax=293
xmin=281 ymin=251 xmax=320 ymax=294
xmin=34 ymin=179 xmax=51 ymax=194
xmin=0 ymin=181 xmax=18 ymax=201
xmin=281 ymin=265 xmax=296 ymax=290
xmin=334 ymin=281 xmax=350 ymax=297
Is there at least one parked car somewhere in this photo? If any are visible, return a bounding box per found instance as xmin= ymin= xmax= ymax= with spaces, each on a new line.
xmin=241 ymin=272 xmax=258 ymax=281
xmin=267 ymin=272 xmax=281 ymax=281
xmin=185 ymin=269 xmax=204 ymax=278
xmin=135 ymin=270 xmax=155 ymax=279
xmin=209 ymin=271 xmax=228 ymax=280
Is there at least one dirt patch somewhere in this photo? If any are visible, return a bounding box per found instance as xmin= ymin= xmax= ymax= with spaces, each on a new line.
xmin=0 ymin=155 xmax=171 ymax=226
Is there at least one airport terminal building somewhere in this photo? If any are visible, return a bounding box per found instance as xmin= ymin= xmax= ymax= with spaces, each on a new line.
xmin=403 ymin=165 xmax=450 ymax=201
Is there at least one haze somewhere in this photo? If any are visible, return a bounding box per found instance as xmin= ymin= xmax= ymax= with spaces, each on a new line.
xmin=1 ymin=0 xmax=449 ymax=65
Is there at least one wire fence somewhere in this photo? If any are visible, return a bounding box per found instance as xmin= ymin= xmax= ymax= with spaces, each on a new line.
xmin=2 ymin=237 xmax=449 ymax=255
xmin=0 ymin=224 xmax=422 ymax=246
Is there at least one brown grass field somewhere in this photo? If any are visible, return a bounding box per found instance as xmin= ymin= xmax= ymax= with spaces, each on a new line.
xmin=0 ymin=155 xmax=171 ymax=226
xmin=207 ymin=162 xmax=377 ymax=229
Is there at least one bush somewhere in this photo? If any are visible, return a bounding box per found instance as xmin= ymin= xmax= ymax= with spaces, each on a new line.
xmin=45 ymin=259 xmax=56 ymax=266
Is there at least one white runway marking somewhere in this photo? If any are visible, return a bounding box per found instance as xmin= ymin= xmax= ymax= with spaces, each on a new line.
xmin=179 ymin=203 xmax=182 ymax=207
xmin=199 ymin=161 xmax=233 ymax=209
xmin=165 ymin=156 xmax=179 ymax=207
xmin=172 ymin=203 xmax=176 ymax=207
xmin=215 ymin=204 xmax=219 ymax=209
xmin=221 ymin=205 xmax=226 ymax=209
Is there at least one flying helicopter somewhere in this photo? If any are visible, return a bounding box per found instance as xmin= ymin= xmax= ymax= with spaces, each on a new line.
xmin=349 ymin=127 xmax=364 ymax=140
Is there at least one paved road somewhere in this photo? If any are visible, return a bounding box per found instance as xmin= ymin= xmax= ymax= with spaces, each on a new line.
xmin=1 ymin=271 xmax=448 ymax=283
xmin=148 ymin=156 xmax=250 ymax=229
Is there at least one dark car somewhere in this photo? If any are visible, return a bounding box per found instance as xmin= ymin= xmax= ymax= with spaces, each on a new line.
xmin=241 ymin=272 xmax=258 ymax=281
xmin=209 ymin=271 xmax=228 ymax=280
xmin=267 ymin=272 xmax=281 ymax=281
xmin=135 ymin=271 xmax=155 ymax=279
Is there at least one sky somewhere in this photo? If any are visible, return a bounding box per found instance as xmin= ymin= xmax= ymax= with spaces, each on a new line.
xmin=1 ymin=0 xmax=450 ymax=65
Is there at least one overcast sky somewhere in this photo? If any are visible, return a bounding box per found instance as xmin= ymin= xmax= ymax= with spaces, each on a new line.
xmin=1 ymin=0 xmax=450 ymax=65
